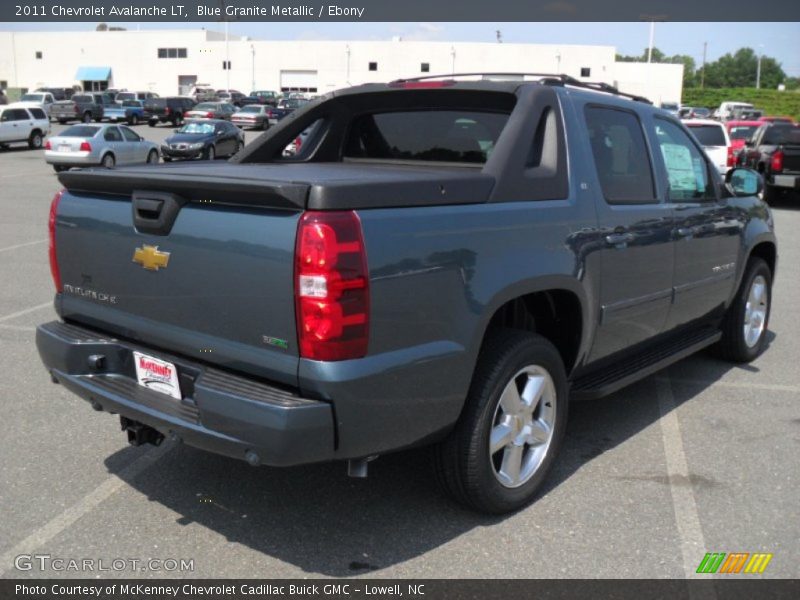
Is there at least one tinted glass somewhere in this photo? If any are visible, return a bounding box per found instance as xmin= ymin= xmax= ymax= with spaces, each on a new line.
xmin=103 ymin=127 xmax=123 ymax=142
xmin=654 ymin=119 xmax=714 ymax=201
xmin=120 ymin=127 xmax=139 ymax=142
xmin=179 ymin=122 xmax=214 ymax=134
xmin=344 ymin=110 xmax=509 ymax=164
xmin=60 ymin=126 xmax=100 ymax=137
xmin=239 ymin=106 xmax=261 ymax=113
xmin=73 ymin=95 xmax=92 ymax=103
xmin=728 ymin=125 xmax=758 ymax=140
xmin=12 ymin=109 xmax=30 ymax=120
xmin=763 ymin=126 xmax=800 ymax=145
xmin=584 ymin=106 xmax=655 ymax=203
xmin=29 ymin=108 xmax=46 ymax=119
xmin=194 ymin=103 xmax=215 ymax=110
xmin=686 ymin=124 xmax=727 ymax=146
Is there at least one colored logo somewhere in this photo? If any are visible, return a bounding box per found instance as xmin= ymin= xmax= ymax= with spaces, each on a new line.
xmin=696 ymin=552 xmax=773 ymax=574
xmin=133 ymin=244 xmax=170 ymax=271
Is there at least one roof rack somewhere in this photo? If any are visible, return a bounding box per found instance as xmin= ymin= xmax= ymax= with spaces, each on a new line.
xmin=388 ymin=72 xmax=653 ymax=105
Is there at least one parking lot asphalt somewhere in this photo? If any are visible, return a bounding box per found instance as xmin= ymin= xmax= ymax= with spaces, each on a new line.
xmin=0 ymin=124 xmax=798 ymax=579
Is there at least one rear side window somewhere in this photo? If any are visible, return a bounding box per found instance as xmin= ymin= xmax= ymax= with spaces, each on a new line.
xmin=344 ymin=110 xmax=509 ymax=164
xmin=686 ymin=124 xmax=726 ymax=147
xmin=103 ymin=127 xmax=123 ymax=142
xmin=584 ymin=106 xmax=655 ymax=204
xmin=29 ymin=108 xmax=46 ymax=119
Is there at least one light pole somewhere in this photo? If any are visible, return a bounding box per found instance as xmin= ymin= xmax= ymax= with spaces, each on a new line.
xmin=756 ymin=44 xmax=764 ymax=89
xmin=250 ymin=44 xmax=255 ymax=93
xmin=346 ymin=44 xmax=351 ymax=86
xmin=225 ymin=20 xmax=230 ymax=90
xmin=450 ymin=46 xmax=456 ymax=74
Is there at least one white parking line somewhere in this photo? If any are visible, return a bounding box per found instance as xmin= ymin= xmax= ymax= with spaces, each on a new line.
xmin=655 ymin=377 xmax=710 ymax=584
xmin=670 ymin=377 xmax=800 ymax=394
xmin=0 ymin=239 xmax=46 ymax=253
xmin=0 ymin=443 xmax=172 ymax=577
xmin=0 ymin=301 xmax=53 ymax=323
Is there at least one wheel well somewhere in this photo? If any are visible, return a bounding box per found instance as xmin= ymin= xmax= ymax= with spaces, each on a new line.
xmin=486 ymin=290 xmax=582 ymax=374
xmin=749 ymin=242 xmax=776 ymax=275
xmin=30 ymin=129 xmax=42 ymax=137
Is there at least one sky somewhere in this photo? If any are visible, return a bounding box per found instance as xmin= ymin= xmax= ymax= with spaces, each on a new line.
xmin=4 ymin=21 xmax=799 ymax=76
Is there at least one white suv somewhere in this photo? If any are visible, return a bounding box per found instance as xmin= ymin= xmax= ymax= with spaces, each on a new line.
xmin=0 ymin=104 xmax=51 ymax=150
xmin=683 ymin=119 xmax=732 ymax=176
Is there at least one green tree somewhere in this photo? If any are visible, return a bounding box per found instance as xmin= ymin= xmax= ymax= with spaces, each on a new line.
xmin=703 ymin=48 xmax=786 ymax=89
xmin=616 ymin=47 xmax=695 ymax=87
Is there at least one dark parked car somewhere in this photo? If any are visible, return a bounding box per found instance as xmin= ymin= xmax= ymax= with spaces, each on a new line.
xmin=160 ymin=119 xmax=244 ymax=161
xmin=145 ymin=97 xmax=196 ymax=127
xmin=250 ymin=90 xmax=280 ymax=106
xmin=184 ymin=102 xmax=236 ymax=121
xmin=739 ymin=122 xmax=800 ymax=202
xmin=34 ymin=87 xmax=76 ymax=101
xmin=38 ymin=75 xmax=776 ymax=514
xmin=216 ymin=90 xmax=246 ymax=106
xmin=116 ymin=91 xmax=159 ymax=103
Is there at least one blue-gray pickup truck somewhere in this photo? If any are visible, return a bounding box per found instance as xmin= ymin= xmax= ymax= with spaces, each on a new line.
xmin=37 ymin=75 xmax=776 ymax=513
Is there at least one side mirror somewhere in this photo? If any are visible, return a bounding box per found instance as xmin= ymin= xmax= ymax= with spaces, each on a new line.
xmin=725 ymin=168 xmax=763 ymax=198
xmin=745 ymin=140 xmax=754 ymax=147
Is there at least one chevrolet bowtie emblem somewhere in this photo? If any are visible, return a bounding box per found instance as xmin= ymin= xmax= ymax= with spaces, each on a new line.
xmin=133 ymin=245 xmax=170 ymax=271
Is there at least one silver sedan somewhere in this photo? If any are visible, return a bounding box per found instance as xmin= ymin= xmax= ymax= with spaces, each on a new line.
xmin=44 ymin=123 xmax=159 ymax=172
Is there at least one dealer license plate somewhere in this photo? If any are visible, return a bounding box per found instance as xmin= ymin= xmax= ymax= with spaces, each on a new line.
xmin=133 ymin=351 xmax=182 ymax=400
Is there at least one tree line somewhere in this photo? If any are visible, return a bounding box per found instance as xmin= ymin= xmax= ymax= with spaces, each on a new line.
xmin=616 ymin=47 xmax=798 ymax=90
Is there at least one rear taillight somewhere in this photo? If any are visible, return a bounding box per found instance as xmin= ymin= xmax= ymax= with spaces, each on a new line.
xmin=294 ymin=136 xmax=302 ymax=152
xmin=206 ymin=112 xmax=214 ymax=118
xmin=44 ymin=140 xmax=51 ymax=150
xmin=771 ymin=150 xmax=784 ymax=173
xmin=295 ymin=211 xmax=369 ymax=361
xmin=267 ymin=110 xmax=274 ymax=118
xmin=49 ymin=190 xmax=64 ymax=292
xmin=727 ymin=145 xmax=735 ymax=167
xmin=165 ymin=107 xmax=171 ymax=115
xmin=79 ymin=141 xmax=91 ymax=152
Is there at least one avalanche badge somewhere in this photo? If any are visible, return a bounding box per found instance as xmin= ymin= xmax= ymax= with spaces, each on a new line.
xmin=133 ymin=244 xmax=170 ymax=271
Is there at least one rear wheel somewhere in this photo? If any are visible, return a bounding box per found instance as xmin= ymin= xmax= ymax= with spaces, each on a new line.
xmin=101 ymin=153 xmax=115 ymax=168
xmin=58 ymin=119 xmax=67 ymax=125
xmin=717 ymin=257 xmax=772 ymax=363
xmin=148 ymin=120 xmax=157 ymax=127
xmin=28 ymin=131 xmax=43 ymax=149
xmin=434 ymin=330 xmax=568 ymax=514
xmin=146 ymin=149 xmax=159 ymax=164
xmin=129 ymin=114 xmax=139 ymax=126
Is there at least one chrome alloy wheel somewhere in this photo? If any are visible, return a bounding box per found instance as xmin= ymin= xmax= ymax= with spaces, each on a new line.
xmin=744 ymin=274 xmax=768 ymax=348
xmin=490 ymin=365 xmax=556 ymax=488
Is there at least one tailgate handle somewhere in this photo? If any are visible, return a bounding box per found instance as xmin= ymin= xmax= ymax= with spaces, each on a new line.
xmin=132 ymin=191 xmax=188 ymax=236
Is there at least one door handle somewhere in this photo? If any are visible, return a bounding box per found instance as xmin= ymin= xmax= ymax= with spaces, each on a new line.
xmin=605 ymin=232 xmax=635 ymax=246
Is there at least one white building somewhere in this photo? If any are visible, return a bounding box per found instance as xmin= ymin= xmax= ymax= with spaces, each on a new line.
xmin=0 ymin=28 xmax=683 ymax=105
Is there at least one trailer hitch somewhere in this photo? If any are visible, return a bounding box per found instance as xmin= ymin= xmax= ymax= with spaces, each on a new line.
xmin=120 ymin=416 xmax=165 ymax=447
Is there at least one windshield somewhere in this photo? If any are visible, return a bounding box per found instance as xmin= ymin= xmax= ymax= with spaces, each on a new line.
xmin=194 ymin=103 xmax=217 ymax=110
xmin=686 ymin=124 xmax=727 ymax=146
xmin=60 ymin=125 xmax=100 ymax=137
xmin=122 ymin=100 xmax=141 ymax=107
xmin=116 ymin=93 xmax=135 ymax=100
xmin=763 ymin=126 xmax=800 ymax=145
xmin=238 ymin=106 xmax=261 ymax=113
xmin=177 ymin=122 xmax=215 ymax=134
xmin=21 ymin=94 xmax=44 ymax=102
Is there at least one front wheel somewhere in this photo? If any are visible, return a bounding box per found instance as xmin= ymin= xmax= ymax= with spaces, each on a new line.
xmin=717 ymin=258 xmax=772 ymax=362
xmin=434 ymin=330 xmax=568 ymax=514
xmin=204 ymin=145 xmax=215 ymax=160
xmin=146 ymin=149 xmax=159 ymax=164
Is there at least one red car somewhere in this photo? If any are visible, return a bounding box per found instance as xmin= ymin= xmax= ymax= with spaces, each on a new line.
xmin=726 ymin=120 xmax=763 ymax=165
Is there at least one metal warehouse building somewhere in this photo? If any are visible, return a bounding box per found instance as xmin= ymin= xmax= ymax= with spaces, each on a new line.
xmin=0 ymin=28 xmax=683 ymax=104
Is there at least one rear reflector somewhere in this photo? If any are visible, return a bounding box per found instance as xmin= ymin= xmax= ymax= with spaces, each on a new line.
xmin=295 ymin=211 xmax=369 ymax=361
xmin=771 ymin=150 xmax=784 ymax=173
xmin=49 ymin=190 xmax=64 ymax=293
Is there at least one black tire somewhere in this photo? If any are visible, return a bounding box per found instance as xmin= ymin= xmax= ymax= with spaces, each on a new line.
xmin=58 ymin=119 xmax=67 ymax=125
xmin=204 ymin=145 xmax=215 ymax=161
xmin=148 ymin=120 xmax=157 ymax=127
xmin=28 ymin=131 xmax=43 ymax=149
xmin=434 ymin=330 xmax=568 ymax=514
xmin=162 ymin=157 xmax=172 ymax=162
xmin=82 ymin=113 xmax=92 ymax=123
xmin=129 ymin=114 xmax=139 ymax=126
xmin=101 ymin=153 xmax=115 ymax=168
xmin=53 ymin=165 xmax=67 ymax=173
xmin=146 ymin=149 xmax=159 ymax=164
xmin=717 ymin=258 xmax=772 ymax=363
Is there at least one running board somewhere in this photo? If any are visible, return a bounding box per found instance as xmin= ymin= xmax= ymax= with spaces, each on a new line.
xmin=570 ymin=329 xmax=722 ymax=401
